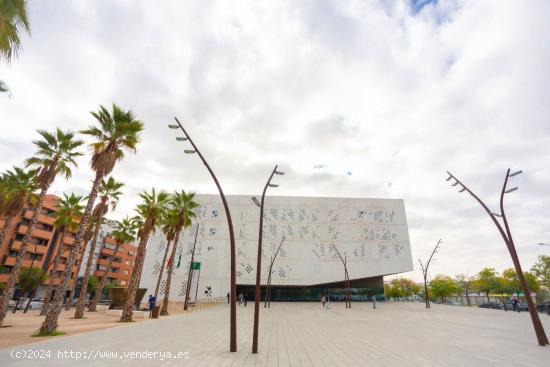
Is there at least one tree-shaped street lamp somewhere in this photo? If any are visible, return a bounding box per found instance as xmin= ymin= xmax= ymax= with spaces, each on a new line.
xmin=265 ymin=236 xmax=285 ymax=308
xmin=169 ymin=118 xmax=237 ymax=353
xmin=331 ymin=243 xmax=351 ymax=309
xmin=251 ymin=165 xmax=284 ymax=354
xmin=183 ymin=224 xmax=200 ymax=311
xmin=446 ymin=169 xmax=548 ymax=347
xmin=418 ymin=239 xmax=442 ymax=309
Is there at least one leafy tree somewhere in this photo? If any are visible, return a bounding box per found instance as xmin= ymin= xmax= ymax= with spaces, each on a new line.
xmin=429 ymin=275 xmax=461 ymax=303
xmin=456 ymin=274 xmax=474 ymax=306
xmin=473 ymin=268 xmax=499 ymax=303
xmin=531 ymin=255 xmax=550 ymax=289
xmin=18 ymin=267 xmax=48 ymax=301
xmin=87 ymin=275 xmax=98 ymax=295
xmin=102 ymin=282 xmax=115 ymax=298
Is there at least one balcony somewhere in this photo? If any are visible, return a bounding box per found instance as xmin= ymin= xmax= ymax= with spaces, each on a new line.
xmin=23 ymin=211 xmax=56 ymax=226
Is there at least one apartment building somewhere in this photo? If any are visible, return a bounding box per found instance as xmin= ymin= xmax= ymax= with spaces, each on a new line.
xmin=0 ymin=195 xmax=138 ymax=299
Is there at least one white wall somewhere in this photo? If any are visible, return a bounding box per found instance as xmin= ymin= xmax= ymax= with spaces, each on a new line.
xmin=139 ymin=195 xmax=413 ymax=302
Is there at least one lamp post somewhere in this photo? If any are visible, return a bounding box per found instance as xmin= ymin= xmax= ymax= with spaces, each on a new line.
xmin=446 ymin=169 xmax=548 ymax=347
xmin=251 ymin=165 xmax=284 ymax=354
xmin=418 ymin=239 xmax=442 ymax=309
xmin=169 ymin=118 xmax=238 ymax=353
xmin=265 ymin=236 xmax=285 ymax=308
xmin=184 ymin=224 xmax=200 ymax=311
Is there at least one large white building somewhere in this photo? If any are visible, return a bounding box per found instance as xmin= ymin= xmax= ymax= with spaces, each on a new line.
xmin=139 ymin=195 xmax=413 ymax=302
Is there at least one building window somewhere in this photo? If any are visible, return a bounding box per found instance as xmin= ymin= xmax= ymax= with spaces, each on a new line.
xmin=125 ymin=260 xmax=131 ymax=265
xmin=123 ymin=270 xmax=129 ymax=275
xmin=120 ymin=281 xmax=126 ymax=286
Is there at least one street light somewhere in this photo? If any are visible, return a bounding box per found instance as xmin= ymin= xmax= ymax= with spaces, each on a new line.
xmin=418 ymin=239 xmax=442 ymax=309
xmin=252 ymin=165 xmax=284 ymax=354
xmin=446 ymin=169 xmax=548 ymax=347
xmin=265 ymin=236 xmax=285 ymax=308
xmin=169 ymin=118 xmax=238 ymax=353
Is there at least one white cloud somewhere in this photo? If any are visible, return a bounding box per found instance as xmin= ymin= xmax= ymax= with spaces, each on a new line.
xmin=1 ymin=0 xmax=549 ymax=282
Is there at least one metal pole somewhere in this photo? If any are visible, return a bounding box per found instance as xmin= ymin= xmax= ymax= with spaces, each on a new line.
xmin=173 ymin=117 xmax=237 ymax=352
xmin=252 ymin=165 xmax=278 ymax=354
xmin=266 ymin=237 xmax=285 ymax=308
xmin=184 ymin=225 xmax=199 ymax=311
xmin=447 ymin=170 xmax=548 ymax=346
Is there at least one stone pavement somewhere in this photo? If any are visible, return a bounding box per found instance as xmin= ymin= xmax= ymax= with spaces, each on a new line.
xmin=1 ymin=302 xmax=549 ymax=366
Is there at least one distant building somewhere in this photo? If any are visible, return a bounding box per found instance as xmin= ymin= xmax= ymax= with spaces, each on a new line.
xmin=0 ymin=195 xmax=137 ymax=300
xmin=140 ymin=194 xmax=413 ymax=303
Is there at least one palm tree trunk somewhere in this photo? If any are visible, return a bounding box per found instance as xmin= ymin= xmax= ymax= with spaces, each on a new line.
xmin=160 ymin=233 xmax=180 ymax=316
xmin=0 ymin=215 xmax=14 ymax=248
xmin=40 ymin=229 xmax=66 ymax=315
xmin=154 ymin=239 xmax=172 ymax=300
xmin=90 ymin=241 xmax=121 ymax=312
xmin=79 ymin=221 xmax=102 ymax=313
xmin=0 ymin=187 xmax=48 ymax=326
xmin=121 ymin=232 xmax=149 ymax=322
xmin=66 ymin=227 xmax=95 ymax=312
xmin=39 ymin=174 xmax=101 ymax=334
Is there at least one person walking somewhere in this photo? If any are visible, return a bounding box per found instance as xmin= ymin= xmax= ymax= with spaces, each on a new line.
xmin=512 ymin=296 xmax=519 ymax=312
xmin=238 ymin=293 xmax=243 ymax=306
xmin=244 ymin=294 xmax=248 ymax=307
xmin=148 ymin=295 xmax=156 ymax=318
xmin=372 ymin=295 xmax=377 ymax=309
xmin=227 ymin=292 xmax=230 ymax=304
xmin=321 ymin=295 xmax=326 ymax=308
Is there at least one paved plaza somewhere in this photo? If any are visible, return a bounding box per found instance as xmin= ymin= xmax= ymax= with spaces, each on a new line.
xmin=1 ymin=302 xmax=549 ymax=366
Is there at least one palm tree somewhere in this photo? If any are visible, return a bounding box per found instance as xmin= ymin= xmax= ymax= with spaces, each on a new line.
xmin=40 ymin=105 xmax=143 ymax=334
xmin=160 ymin=191 xmax=198 ymax=316
xmin=0 ymin=0 xmax=30 ymax=62
xmin=0 ymin=129 xmax=83 ymax=326
xmin=0 ymin=167 xmax=38 ymax=248
xmin=90 ymin=217 xmax=136 ymax=312
xmin=121 ymin=188 xmax=169 ymax=322
xmin=40 ymin=193 xmax=84 ymax=315
xmin=76 ymin=177 xmax=124 ymax=316
xmin=154 ymin=209 xmax=178 ymax=300
xmin=0 ymin=0 xmax=30 ymax=94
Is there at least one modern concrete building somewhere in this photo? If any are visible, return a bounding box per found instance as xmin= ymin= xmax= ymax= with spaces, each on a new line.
xmin=140 ymin=195 xmax=413 ymax=303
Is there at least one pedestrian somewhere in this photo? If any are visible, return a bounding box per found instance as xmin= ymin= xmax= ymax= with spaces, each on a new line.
xmin=238 ymin=293 xmax=243 ymax=306
xmin=227 ymin=292 xmax=230 ymax=304
xmin=512 ymin=296 xmax=519 ymax=312
xmin=148 ymin=294 xmax=156 ymax=318
xmin=372 ymin=295 xmax=377 ymax=309
xmin=321 ymin=295 xmax=326 ymax=308
xmin=244 ymin=294 xmax=248 ymax=307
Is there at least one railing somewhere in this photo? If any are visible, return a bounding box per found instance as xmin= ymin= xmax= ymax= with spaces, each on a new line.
xmin=186 ymin=296 xmax=226 ymax=312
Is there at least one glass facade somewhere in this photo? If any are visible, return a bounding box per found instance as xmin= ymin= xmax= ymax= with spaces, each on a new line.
xmin=236 ymin=285 xmax=385 ymax=302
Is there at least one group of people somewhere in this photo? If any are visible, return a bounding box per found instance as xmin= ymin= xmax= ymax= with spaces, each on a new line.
xmin=320 ymin=295 xmax=377 ymax=308
xmin=226 ymin=292 xmax=248 ymax=307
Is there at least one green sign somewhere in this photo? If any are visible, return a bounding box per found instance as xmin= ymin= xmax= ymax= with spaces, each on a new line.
xmin=192 ymin=262 xmax=201 ymax=270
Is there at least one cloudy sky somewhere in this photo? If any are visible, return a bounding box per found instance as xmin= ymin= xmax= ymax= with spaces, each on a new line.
xmin=1 ymin=0 xmax=549 ymax=282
